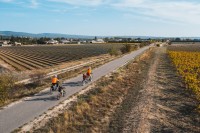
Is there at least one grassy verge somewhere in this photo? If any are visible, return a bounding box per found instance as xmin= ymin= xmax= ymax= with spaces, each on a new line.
xmin=33 ymin=48 xmax=154 ymax=133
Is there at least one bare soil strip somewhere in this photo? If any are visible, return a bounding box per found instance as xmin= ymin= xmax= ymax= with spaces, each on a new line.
xmin=108 ymin=47 xmax=200 ymax=133
xmin=0 ymin=59 xmax=15 ymax=72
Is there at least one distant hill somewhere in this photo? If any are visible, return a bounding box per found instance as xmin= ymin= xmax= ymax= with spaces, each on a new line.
xmin=0 ymin=31 xmax=163 ymax=39
xmin=0 ymin=31 xmax=199 ymax=40
xmin=0 ymin=31 xmax=95 ymax=39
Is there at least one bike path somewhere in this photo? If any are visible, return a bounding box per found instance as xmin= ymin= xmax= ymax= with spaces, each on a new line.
xmin=0 ymin=46 xmax=151 ymax=133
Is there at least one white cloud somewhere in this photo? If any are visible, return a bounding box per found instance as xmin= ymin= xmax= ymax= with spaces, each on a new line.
xmin=0 ymin=0 xmax=39 ymax=8
xmin=45 ymin=0 xmax=200 ymax=24
xmin=50 ymin=9 xmax=68 ymax=13
xmin=112 ymin=0 xmax=200 ymax=24
xmin=48 ymin=0 xmax=106 ymax=6
xmin=30 ymin=0 xmax=39 ymax=8
xmin=0 ymin=0 xmax=14 ymax=2
xmin=2 ymin=0 xmax=200 ymax=25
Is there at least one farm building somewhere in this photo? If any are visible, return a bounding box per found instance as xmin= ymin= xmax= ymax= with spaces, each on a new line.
xmin=90 ymin=39 xmax=105 ymax=43
xmin=60 ymin=39 xmax=70 ymax=44
xmin=0 ymin=41 xmax=11 ymax=47
xmin=14 ymin=42 xmax=22 ymax=46
xmin=46 ymin=39 xmax=58 ymax=44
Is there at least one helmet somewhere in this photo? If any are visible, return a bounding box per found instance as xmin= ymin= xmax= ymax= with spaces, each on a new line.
xmin=54 ymin=75 xmax=57 ymax=78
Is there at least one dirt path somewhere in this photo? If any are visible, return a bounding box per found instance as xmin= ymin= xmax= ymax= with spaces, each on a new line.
xmin=108 ymin=47 xmax=200 ymax=133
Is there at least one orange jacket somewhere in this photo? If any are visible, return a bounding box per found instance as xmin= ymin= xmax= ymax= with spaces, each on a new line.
xmin=52 ymin=77 xmax=58 ymax=83
xmin=87 ymin=68 xmax=92 ymax=76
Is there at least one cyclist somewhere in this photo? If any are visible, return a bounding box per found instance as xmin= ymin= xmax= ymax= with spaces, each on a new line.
xmin=83 ymin=73 xmax=87 ymax=82
xmin=52 ymin=75 xmax=59 ymax=88
xmin=58 ymin=86 xmax=64 ymax=96
xmin=86 ymin=67 xmax=92 ymax=81
xmin=57 ymin=86 xmax=65 ymax=99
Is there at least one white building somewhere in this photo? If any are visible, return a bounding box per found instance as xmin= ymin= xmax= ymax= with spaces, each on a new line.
xmin=46 ymin=39 xmax=58 ymax=44
xmin=14 ymin=42 xmax=22 ymax=46
xmin=90 ymin=39 xmax=105 ymax=43
xmin=60 ymin=39 xmax=70 ymax=44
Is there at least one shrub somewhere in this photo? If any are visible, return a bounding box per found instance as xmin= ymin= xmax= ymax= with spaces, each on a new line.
xmin=0 ymin=73 xmax=16 ymax=103
xmin=108 ymin=47 xmax=120 ymax=56
xmin=156 ymin=44 xmax=160 ymax=47
xmin=120 ymin=44 xmax=133 ymax=54
xmin=138 ymin=42 xmax=150 ymax=48
xmin=29 ymin=70 xmax=47 ymax=85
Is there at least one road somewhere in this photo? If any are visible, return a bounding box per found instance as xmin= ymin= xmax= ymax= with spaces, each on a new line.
xmin=0 ymin=46 xmax=151 ymax=133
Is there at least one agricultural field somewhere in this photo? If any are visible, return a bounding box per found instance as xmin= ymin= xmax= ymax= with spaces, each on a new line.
xmin=1 ymin=44 xmax=200 ymax=133
xmin=168 ymin=44 xmax=200 ymax=103
xmin=171 ymin=42 xmax=200 ymax=45
xmin=0 ymin=44 xmax=123 ymax=71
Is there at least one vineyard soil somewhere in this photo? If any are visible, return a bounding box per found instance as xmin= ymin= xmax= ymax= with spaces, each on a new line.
xmin=0 ymin=59 xmax=15 ymax=72
xmin=0 ymin=44 xmax=124 ymax=71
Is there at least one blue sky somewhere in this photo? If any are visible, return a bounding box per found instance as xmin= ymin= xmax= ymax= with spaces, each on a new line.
xmin=0 ymin=0 xmax=200 ymax=37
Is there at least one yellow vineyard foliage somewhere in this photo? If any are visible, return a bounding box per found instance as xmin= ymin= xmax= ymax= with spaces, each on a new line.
xmin=168 ymin=51 xmax=200 ymax=100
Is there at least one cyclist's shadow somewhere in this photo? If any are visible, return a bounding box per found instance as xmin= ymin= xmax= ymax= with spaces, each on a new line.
xmin=24 ymin=95 xmax=56 ymax=102
xmin=62 ymin=81 xmax=83 ymax=87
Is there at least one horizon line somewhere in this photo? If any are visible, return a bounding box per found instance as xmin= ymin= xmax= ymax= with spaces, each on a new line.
xmin=0 ymin=30 xmax=200 ymax=38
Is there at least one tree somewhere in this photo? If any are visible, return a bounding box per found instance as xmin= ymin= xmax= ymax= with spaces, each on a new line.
xmin=94 ymin=36 xmax=97 ymax=41
xmin=37 ymin=37 xmax=50 ymax=44
xmin=104 ymin=37 xmax=109 ymax=42
xmin=127 ymin=38 xmax=132 ymax=42
xmin=31 ymin=38 xmax=37 ymax=44
xmin=120 ymin=44 xmax=132 ymax=54
xmin=108 ymin=47 xmax=119 ymax=56
xmin=175 ymin=38 xmax=181 ymax=41
xmin=55 ymin=38 xmax=61 ymax=42
xmin=10 ymin=36 xmax=15 ymax=43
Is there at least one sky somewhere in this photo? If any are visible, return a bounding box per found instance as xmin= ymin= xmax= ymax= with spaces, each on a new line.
xmin=0 ymin=0 xmax=200 ymax=37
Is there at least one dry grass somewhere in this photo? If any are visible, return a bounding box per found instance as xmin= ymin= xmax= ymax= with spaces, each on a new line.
xmin=29 ymin=70 xmax=47 ymax=84
xmin=34 ymin=74 xmax=127 ymax=133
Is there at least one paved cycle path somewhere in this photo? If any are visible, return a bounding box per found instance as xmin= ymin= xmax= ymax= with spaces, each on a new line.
xmin=0 ymin=46 xmax=151 ymax=133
